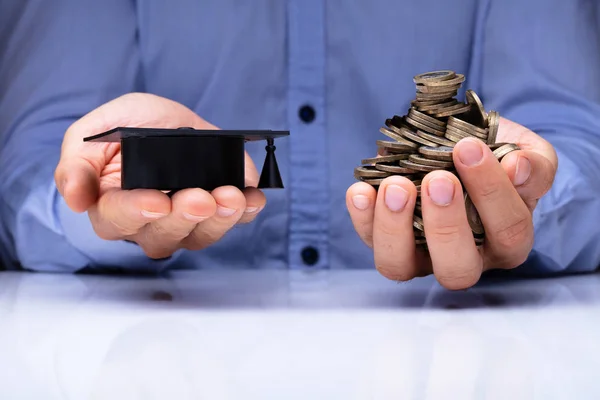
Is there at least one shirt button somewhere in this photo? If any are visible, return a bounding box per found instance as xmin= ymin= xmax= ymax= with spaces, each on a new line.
xmin=298 ymin=105 xmax=316 ymax=123
xmin=301 ymin=246 xmax=319 ymax=266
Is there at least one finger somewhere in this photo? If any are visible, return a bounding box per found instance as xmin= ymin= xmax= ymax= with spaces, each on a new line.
xmin=372 ymin=176 xmax=420 ymax=281
xmin=135 ymin=189 xmax=217 ymax=259
xmin=421 ymin=170 xmax=482 ymax=290
xmin=245 ymin=152 xmax=260 ymax=187
xmin=237 ymin=187 xmax=267 ymax=224
xmin=346 ymin=182 xmax=377 ymax=247
xmin=182 ymin=186 xmax=246 ymax=251
xmin=55 ymin=157 xmax=102 ymax=213
xmin=500 ymin=149 xmax=556 ymax=205
xmin=453 ymin=138 xmax=533 ymax=270
xmin=497 ymin=117 xmax=558 ymax=168
xmin=88 ymin=189 xmax=171 ymax=240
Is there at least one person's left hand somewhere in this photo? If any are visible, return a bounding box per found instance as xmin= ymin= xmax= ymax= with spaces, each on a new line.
xmin=346 ymin=117 xmax=558 ymax=290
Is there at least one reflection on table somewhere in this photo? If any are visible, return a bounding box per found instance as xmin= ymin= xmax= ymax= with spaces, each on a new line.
xmin=0 ymin=269 xmax=598 ymax=399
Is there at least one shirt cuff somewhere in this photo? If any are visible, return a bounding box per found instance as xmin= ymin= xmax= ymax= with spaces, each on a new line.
xmin=55 ymin=184 xmax=182 ymax=273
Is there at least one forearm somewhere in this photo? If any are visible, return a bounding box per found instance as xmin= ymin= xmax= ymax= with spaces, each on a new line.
xmin=526 ymin=137 xmax=600 ymax=274
xmin=478 ymin=0 xmax=600 ymax=275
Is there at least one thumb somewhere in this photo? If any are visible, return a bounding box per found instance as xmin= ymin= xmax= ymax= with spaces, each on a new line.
xmin=55 ymin=153 xmax=103 ymax=213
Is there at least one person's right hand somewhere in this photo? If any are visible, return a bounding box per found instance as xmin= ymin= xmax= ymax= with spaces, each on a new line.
xmin=55 ymin=93 xmax=265 ymax=259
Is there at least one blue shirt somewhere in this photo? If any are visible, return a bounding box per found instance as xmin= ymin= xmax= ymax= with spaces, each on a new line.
xmin=1 ymin=0 xmax=600 ymax=275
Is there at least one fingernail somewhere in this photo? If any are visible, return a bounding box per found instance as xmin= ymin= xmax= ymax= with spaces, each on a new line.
xmin=384 ymin=185 xmax=409 ymax=212
xmin=217 ymin=205 xmax=237 ymax=217
xmin=427 ymin=177 xmax=455 ymax=206
xmin=457 ymin=138 xmax=484 ymax=166
xmin=352 ymin=195 xmax=370 ymax=210
xmin=141 ymin=210 xmax=168 ymax=219
xmin=513 ymin=155 xmax=531 ymax=186
xmin=183 ymin=212 xmax=210 ymax=222
xmin=244 ymin=206 xmax=259 ymax=214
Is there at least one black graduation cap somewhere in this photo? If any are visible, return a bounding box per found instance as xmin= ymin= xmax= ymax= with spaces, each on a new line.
xmin=83 ymin=127 xmax=289 ymax=191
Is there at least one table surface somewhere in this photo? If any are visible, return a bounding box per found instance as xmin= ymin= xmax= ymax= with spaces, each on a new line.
xmin=0 ymin=269 xmax=599 ymax=400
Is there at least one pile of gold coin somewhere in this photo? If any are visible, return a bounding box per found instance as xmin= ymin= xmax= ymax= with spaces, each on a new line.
xmin=354 ymin=70 xmax=521 ymax=249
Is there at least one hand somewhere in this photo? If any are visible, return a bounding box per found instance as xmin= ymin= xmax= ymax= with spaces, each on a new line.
xmin=346 ymin=117 xmax=558 ymax=290
xmin=55 ymin=93 xmax=265 ymax=259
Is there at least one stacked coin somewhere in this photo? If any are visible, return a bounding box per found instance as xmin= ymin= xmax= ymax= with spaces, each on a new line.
xmin=354 ymin=70 xmax=521 ymax=249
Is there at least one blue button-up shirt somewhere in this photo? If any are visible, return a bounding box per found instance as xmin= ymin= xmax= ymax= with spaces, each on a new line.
xmin=1 ymin=0 xmax=600 ymax=275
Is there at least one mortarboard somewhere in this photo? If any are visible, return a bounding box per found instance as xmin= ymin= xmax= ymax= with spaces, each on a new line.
xmin=83 ymin=127 xmax=289 ymax=192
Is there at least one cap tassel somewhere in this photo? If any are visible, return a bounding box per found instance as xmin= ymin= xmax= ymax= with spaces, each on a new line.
xmin=258 ymin=138 xmax=284 ymax=188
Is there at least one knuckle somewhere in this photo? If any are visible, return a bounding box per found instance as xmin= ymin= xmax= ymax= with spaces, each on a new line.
xmin=493 ymin=215 xmax=533 ymax=249
xmin=427 ymin=224 xmax=462 ymax=244
xmin=109 ymin=219 xmax=138 ymax=236
xmin=148 ymin=221 xmax=175 ymax=238
xmin=477 ymin=181 xmax=502 ymax=201
xmin=183 ymin=229 xmax=222 ymax=251
xmin=376 ymin=223 xmax=401 ymax=237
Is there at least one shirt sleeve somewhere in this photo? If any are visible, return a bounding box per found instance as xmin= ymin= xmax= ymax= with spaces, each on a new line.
xmin=0 ymin=1 xmax=179 ymax=272
xmin=476 ymin=0 xmax=600 ymax=275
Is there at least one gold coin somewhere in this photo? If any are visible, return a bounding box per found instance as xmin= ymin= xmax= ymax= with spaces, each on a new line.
xmin=487 ymin=111 xmax=499 ymax=144
xmin=375 ymin=164 xmax=419 ymax=174
xmin=416 ymin=130 xmax=456 ymax=147
xmin=399 ymin=159 xmax=439 ymax=172
xmin=418 ymin=145 xmax=454 ymax=161
xmin=444 ymin=125 xmax=488 ymax=141
xmin=361 ymin=178 xmax=385 ymax=186
xmin=385 ymin=120 xmax=411 ymax=136
xmin=465 ymin=90 xmax=488 ymax=128
xmin=445 ymin=125 xmax=472 ymax=137
xmin=413 ymin=70 xmax=456 ymax=85
xmin=416 ymin=91 xmax=458 ymax=101
xmin=445 ymin=125 xmax=487 ymax=142
xmin=432 ymin=103 xmax=471 ymax=118
xmin=416 ymin=99 xmax=458 ymax=112
xmin=417 ymin=84 xmax=462 ymax=94
xmin=465 ymin=194 xmax=484 ymax=235
xmin=492 ymin=143 xmax=520 ymax=161
xmin=405 ymin=116 xmax=446 ymax=137
xmin=487 ymin=142 xmax=510 ymax=151
xmin=376 ymin=140 xmax=415 ymax=153
xmin=399 ymin=127 xmax=440 ymax=147
xmin=411 ymin=99 xmax=445 ymax=107
xmin=413 ymin=215 xmax=425 ymax=231
xmin=379 ymin=127 xmax=419 ymax=148
xmin=444 ymin=130 xmax=468 ymax=143
xmin=409 ymin=154 xmax=454 ymax=169
xmin=408 ymin=108 xmax=446 ymax=128
xmin=447 ymin=116 xmax=488 ymax=135
xmin=354 ymin=166 xmax=390 ymax=178
xmin=387 ymin=116 xmax=410 ymax=130
xmin=417 ymin=73 xmax=465 ymax=88
xmin=361 ymin=154 xmax=410 ymax=165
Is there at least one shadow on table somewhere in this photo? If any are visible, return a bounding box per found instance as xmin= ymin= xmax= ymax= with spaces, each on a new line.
xmin=2 ymin=269 xmax=599 ymax=311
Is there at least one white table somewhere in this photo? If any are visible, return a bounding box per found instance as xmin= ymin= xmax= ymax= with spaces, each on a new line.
xmin=0 ymin=269 xmax=599 ymax=399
